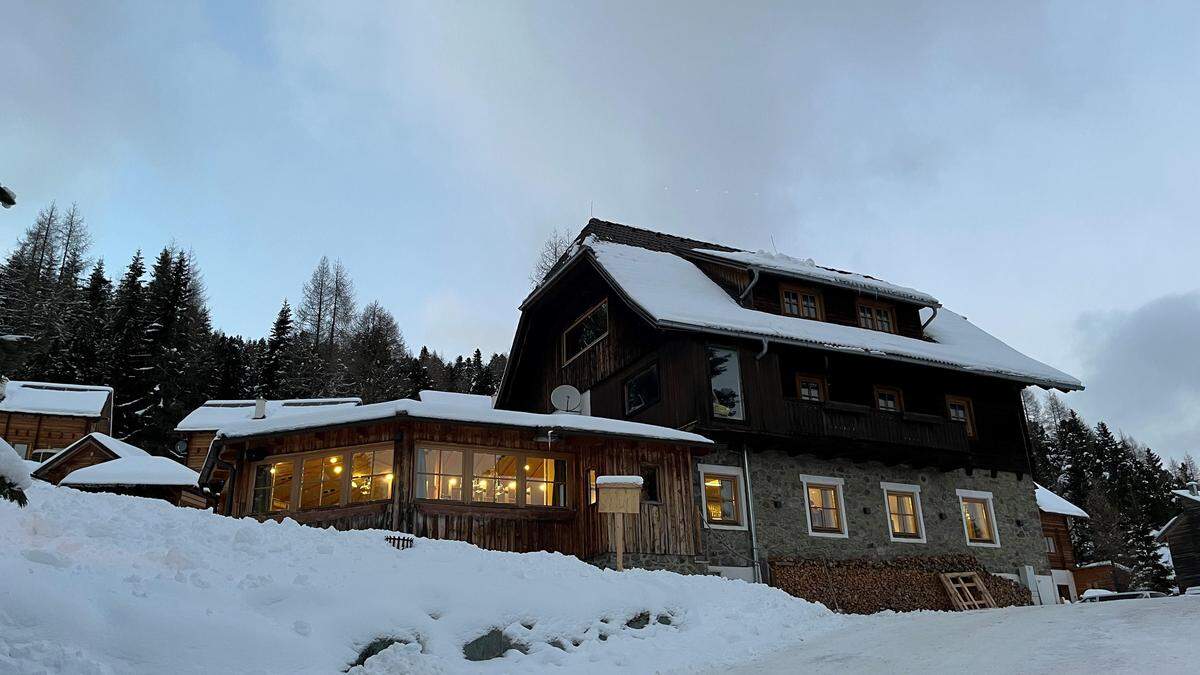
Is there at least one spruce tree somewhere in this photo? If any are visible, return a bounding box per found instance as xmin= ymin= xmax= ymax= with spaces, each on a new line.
xmin=258 ymin=300 xmax=295 ymax=398
xmin=344 ymin=301 xmax=408 ymax=403
xmin=1126 ymin=507 xmax=1173 ymax=592
xmin=107 ymin=251 xmax=151 ymax=440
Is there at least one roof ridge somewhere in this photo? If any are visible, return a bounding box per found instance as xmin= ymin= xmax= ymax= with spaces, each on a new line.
xmin=580 ymin=218 xmax=740 ymax=254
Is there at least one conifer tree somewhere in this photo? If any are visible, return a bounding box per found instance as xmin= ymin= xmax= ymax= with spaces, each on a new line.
xmin=258 ymin=300 xmax=295 ymax=399
xmin=107 ymin=251 xmax=151 ymax=439
xmin=344 ymin=301 xmax=408 ymax=403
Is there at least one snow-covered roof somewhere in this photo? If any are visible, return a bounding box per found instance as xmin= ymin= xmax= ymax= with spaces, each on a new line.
xmin=1035 ymin=483 xmax=1089 ymax=518
xmin=696 ymin=248 xmax=941 ymax=307
xmin=587 ymin=239 xmax=1082 ymax=390
xmin=175 ymin=397 xmax=363 ymax=431
xmin=62 ymin=456 xmax=199 ymax=487
xmin=1172 ymin=488 xmax=1200 ymax=505
xmin=418 ymin=390 xmax=492 ymax=409
xmin=0 ymin=380 xmax=112 ymax=417
xmin=596 ymin=475 xmax=644 ymax=486
xmin=33 ymin=432 xmax=153 ymax=479
xmin=214 ymin=391 xmax=712 ymax=445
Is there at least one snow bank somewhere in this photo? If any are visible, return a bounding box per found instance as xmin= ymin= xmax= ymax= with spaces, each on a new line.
xmin=0 ymin=484 xmax=836 ymax=674
xmin=0 ymin=437 xmax=31 ymax=489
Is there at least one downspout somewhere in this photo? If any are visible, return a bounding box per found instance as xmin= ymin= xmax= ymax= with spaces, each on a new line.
xmin=742 ymin=445 xmax=763 ymax=583
xmin=921 ymin=306 xmax=939 ymax=330
xmin=738 ymin=267 xmax=760 ymax=306
xmin=755 ymin=337 xmax=769 ymax=361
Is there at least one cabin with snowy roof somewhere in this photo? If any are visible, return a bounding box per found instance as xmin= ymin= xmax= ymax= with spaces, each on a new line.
xmin=31 ymin=432 xmax=206 ymax=508
xmin=498 ymin=219 xmax=1083 ymax=596
xmin=1157 ymin=482 xmax=1200 ymax=593
xmin=0 ymin=379 xmax=114 ymax=463
xmin=175 ymin=397 xmax=362 ymax=472
xmin=197 ymin=390 xmax=713 ymax=567
xmin=1035 ymin=483 xmax=1089 ymax=601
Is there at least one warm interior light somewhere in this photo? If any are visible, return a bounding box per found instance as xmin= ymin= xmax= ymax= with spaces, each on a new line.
xmin=507 ymin=481 xmax=517 ymax=490
xmin=328 ymin=456 xmax=339 ymax=464
xmin=385 ymin=473 xmax=394 ymax=481
xmin=704 ymin=479 xmax=720 ymax=487
xmin=333 ymin=465 xmax=343 ymax=475
xmin=448 ymin=478 xmax=458 ymax=487
xmin=524 ymin=464 xmax=530 ymax=471
xmin=539 ymin=483 xmax=547 ymax=491
xmin=479 ymin=480 xmax=488 ymax=489
xmin=269 ymin=467 xmax=276 ymax=475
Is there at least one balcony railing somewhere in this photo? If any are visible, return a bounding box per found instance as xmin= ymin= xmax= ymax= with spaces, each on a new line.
xmin=784 ymin=399 xmax=970 ymax=453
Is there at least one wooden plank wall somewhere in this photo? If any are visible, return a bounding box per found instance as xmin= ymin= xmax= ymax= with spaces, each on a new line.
xmin=36 ymin=440 xmax=118 ymax=484
xmin=1040 ymin=512 xmax=1075 ymax=569
xmin=0 ymin=412 xmax=94 ymax=459
xmin=184 ymin=431 xmax=217 ymax=471
xmin=1167 ymin=505 xmax=1200 ymax=591
xmin=747 ymin=272 xmax=925 ymax=339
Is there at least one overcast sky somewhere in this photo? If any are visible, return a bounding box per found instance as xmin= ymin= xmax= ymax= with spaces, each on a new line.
xmin=2 ymin=1 xmax=1198 ymax=460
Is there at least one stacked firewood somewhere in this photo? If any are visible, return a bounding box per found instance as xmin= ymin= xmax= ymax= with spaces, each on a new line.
xmin=769 ymin=554 xmax=1031 ymax=615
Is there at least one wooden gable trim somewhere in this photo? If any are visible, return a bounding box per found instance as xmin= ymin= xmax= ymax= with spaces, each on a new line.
xmin=31 ymin=433 xmax=119 ymax=482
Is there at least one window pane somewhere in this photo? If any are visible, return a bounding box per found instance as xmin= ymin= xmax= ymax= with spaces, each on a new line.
xmin=962 ymin=498 xmax=994 ymax=542
xmin=858 ymin=306 xmax=875 ymax=329
xmin=799 ymin=379 xmax=822 ymax=402
xmin=270 ymin=461 xmax=293 ymax=511
xmin=708 ymin=347 xmax=744 ymax=420
xmin=808 ymin=485 xmax=841 ymax=531
xmin=888 ymin=492 xmax=919 ymax=536
xmin=801 ymin=294 xmax=819 ymax=319
xmin=416 ymin=448 xmax=463 ymax=500
xmin=624 ymin=364 xmax=661 ymax=415
xmin=877 ymin=392 xmax=898 ymax=411
xmin=350 ymin=447 xmax=394 ymax=504
xmin=588 ymin=469 xmax=598 ymax=505
xmin=875 ymin=308 xmax=893 ymax=332
xmin=473 ymin=453 xmax=518 ymax=504
xmin=526 ymin=457 xmax=567 ymax=507
xmin=703 ymin=474 xmax=739 ymax=524
xmin=301 ymin=455 xmax=342 ymax=509
xmin=782 ymin=290 xmax=800 ymax=316
xmin=640 ymin=466 xmax=660 ymax=502
xmin=564 ymin=301 xmax=609 ymax=362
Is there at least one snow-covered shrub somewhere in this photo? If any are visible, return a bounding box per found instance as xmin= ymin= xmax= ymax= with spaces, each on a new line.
xmin=0 ymin=437 xmax=31 ymax=507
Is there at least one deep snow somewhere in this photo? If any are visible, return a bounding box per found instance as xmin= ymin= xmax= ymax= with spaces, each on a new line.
xmin=0 ymin=484 xmax=833 ymax=674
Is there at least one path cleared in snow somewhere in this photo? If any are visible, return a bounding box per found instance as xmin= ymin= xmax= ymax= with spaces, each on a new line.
xmin=710 ymin=596 xmax=1200 ymax=675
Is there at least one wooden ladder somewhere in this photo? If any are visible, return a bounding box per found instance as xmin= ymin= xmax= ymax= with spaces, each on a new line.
xmin=939 ymin=572 xmax=997 ymax=611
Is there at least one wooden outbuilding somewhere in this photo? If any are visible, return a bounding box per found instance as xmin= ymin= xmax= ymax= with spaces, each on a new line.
xmin=0 ymin=379 xmax=114 ymax=462
xmin=1035 ymin=483 xmax=1088 ymax=602
xmin=1157 ymin=484 xmax=1200 ymax=593
xmin=198 ymin=391 xmax=712 ymax=568
xmin=32 ymin=432 xmax=207 ymax=508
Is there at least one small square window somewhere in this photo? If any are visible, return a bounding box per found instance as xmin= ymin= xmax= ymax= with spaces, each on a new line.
xmin=796 ymin=375 xmax=825 ymax=403
xmin=875 ymin=386 xmax=903 ymax=412
xmin=781 ymin=286 xmax=823 ymax=320
xmin=640 ymin=465 xmax=660 ymax=503
xmin=946 ymin=396 xmax=977 ymax=439
xmin=703 ymin=474 xmax=741 ymax=525
xmin=857 ymin=301 xmax=896 ymax=333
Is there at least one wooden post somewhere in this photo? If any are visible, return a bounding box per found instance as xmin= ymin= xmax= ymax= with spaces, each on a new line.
xmin=596 ymin=475 xmax=642 ymax=572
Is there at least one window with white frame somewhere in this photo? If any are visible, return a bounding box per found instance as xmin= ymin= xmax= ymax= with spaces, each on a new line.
xmin=800 ymin=474 xmax=848 ymax=538
xmin=698 ymin=464 xmax=748 ymax=530
xmin=956 ymin=489 xmax=1000 ymax=547
xmin=880 ymin=482 xmax=925 ymax=543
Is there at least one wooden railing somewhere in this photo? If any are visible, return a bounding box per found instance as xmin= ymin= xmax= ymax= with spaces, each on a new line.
xmin=784 ymin=399 xmax=969 ymax=453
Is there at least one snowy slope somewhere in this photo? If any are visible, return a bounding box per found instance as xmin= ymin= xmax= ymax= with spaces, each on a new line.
xmin=0 ymin=484 xmax=834 ymax=674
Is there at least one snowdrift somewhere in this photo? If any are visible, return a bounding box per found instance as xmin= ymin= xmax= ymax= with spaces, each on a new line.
xmin=0 ymin=484 xmax=837 ymax=674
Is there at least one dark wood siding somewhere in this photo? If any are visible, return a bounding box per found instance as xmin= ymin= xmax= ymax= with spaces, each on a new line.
xmin=34 ymin=438 xmax=119 ymax=484
xmin=748 ymin=272 xmax=925 ymax=339
xmin=1165 ymin=504 xmax=1200 ymax=592
xmin=1041 ymin=512 xmax=1076 ymax=570
xmin=1 ymin=412 xmax=102 ymax=460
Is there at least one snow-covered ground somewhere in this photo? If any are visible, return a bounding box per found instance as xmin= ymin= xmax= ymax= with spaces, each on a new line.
xmin=3 ymin=482 xmax=1196 ymax=674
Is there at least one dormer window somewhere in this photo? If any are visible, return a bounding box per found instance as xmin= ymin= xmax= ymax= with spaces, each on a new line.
xmin=781 ymin=285 xmax=823 ymax=320
xmin=562 ymin=300 xmax=609 ymax=366
xmin=856 ymin=300 xmax=896 ymax=333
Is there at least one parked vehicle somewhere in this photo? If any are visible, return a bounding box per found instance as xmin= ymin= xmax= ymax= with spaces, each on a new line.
xmin=1079 ymin=590 xmax=1168 ymax=603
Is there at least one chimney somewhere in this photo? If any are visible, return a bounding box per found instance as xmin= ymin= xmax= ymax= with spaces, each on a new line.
xmin=1189 ymin=481 xmax=1198 ymax=497
xmin=253 ymin=397 xmax=267 ymax=420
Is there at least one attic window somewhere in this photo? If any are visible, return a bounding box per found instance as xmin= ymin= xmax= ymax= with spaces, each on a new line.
xmin=946 ymin=396 xmax=977 ymax=439
xmin=796 ymin=375 xmax=826 ymax=403
xmin=780 ymin=285 xmax=823 ymax=320
xmin=874 ymin=386 xmax=903 ymax=413
xmin=563 ymin=300 xmax=609 ymax=366
xmin=856 ymin=300 xmax=896 ymax=333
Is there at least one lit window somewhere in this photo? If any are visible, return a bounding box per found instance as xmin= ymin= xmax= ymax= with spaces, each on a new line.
xmin=587 ymin=469 xmax=598 ymax=505
xmin=351 ymin=447 xmax=394 ymax=503
xmin=796 ymin=375 xmax=825 ymax=402
xmin=640 ymin=465 xmax=660 ymax=502
xmin=525 ymin=456 xmax=567 ymax=506
xmin=708 ymin=346 xmax=744 ymax=420
xmin=958 ymin=490 xmax=999 ymax=546
xmin=881 ymin=482 xmax=924 ymax=542
xmin=802 ymin=478 xmax=846 ymax=536
xmin=946 ymin=396 xmax=977 ymax=438
xmin=563 ymin=300 xmax=609 ymax=365
xmin=624 ymin=363 xmax=661 ymax=415
xmin=415 ymin=447 xmax=463 ymax=500
xmin=875 ymin=386 xmax=903 ymax=412
xmin=781 ymin=286 xmax=822 ymax=320
xmin=856 ymin=302 xmax=896 ymax=333
xmin=472 ymin=453 xmax=519 ymax=504
xmin=252 ymin=460 xmax=294 ymax=514
xmin=300 ymin=454 xmax=344 ymax=509
xmin=703 ymin=474 xmax=741 ymax=525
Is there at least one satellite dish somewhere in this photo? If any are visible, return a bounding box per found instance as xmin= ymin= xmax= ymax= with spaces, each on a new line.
xmin=550 ymin=384 xmax=583 ymax=414
xmin=174 ymin=439 xmax=188 ymax=456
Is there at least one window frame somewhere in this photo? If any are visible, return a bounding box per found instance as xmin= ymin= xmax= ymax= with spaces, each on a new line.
xmin=873 ymin=385 xmax=904 ymax=413
xmin=707 ymin=345 xmax=746 ymax=422
xmin=562 ymin=299 xmax=610 ymax=367
xmin=698 ymin=463 xmax=748 ymax=531
xmin=639 ymin=464 xmax=661 ymax=504
xmin=946 ymin=395 xmax=977 ymax=439
xmin=412 ymin=442 xmax=573 ymax=510
xmin=800 ymin=474 xmax=849 ymax=538
xmin=880 ymin=481 xmax=926 ymax=543
xmin=856 ymin=299 xmax=897 ymax=333
xmin=623 ymin=362 xmax=662 ymax=416
xmin=1045 ymin=536 xmax=1056 ymax=554
xmin=779 ymin=284 xmax=824 ymax=321
xmin=247 ymin=441 xmax=396 ymax=515
xmin=794 ymin=374 xmax=827 ymax=403
xmin=956 ymin=488 xmax=1001 ymax=548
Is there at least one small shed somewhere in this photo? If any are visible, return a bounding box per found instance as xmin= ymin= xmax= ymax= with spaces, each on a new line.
xmin=1157 ymin=484 xmax=1200 ymax=593
xmin=32 ymin=432 xmax=207 ymax=508
xmin=1034 ymin=483 xmax=1088 ymax=602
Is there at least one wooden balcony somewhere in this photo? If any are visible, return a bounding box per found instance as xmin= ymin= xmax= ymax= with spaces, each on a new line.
xmin=783 ymin=399 xmax=970 ymax=453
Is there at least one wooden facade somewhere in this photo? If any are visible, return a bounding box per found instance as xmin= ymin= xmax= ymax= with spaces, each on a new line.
xmin=183 ymin=431 xmax=217 ymax=472
xmin=1159 ymin=496 xmax=1200 ymax=592
xmin=1040 ymin=512 xmax=1076 ymax=570
xmin=211 ymin=415 xmax=705 ymax=561
xmin=1 ymin=408 xmax=112 ymax=462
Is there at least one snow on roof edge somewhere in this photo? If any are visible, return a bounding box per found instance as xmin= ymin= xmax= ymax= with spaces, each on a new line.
xmin=1035 ymin=483 xmax=1089 ymax=518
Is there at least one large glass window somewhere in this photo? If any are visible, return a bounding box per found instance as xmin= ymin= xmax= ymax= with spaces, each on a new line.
xmin=472 ymin=452 xmax=520 ymax=504
xmin=525 ymin=456 xmax=567 ymax=506
xmin=252 ymin=460 xmax=294 ymax=514
xmin=563 ymin=300 xmax=609 ymax=365
xmin=807 ymin=483 xmax=843 ymax=533
xmin=416 ymin=447 xmax=464 ymax=500
xmin=300 ymin=455 xmax=344 ymax=509
xmin=624 ymin=363 xmax=661 ymax=415
xmin=708 ymin=346 xmax=744 ymax=421
xmin=961 ymin=496 xmax=997 ymax=545
xmin=351 ymin=446 xmax=394 ymax=503
xmin=703 ymin=474 xmax=741 ymax=525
